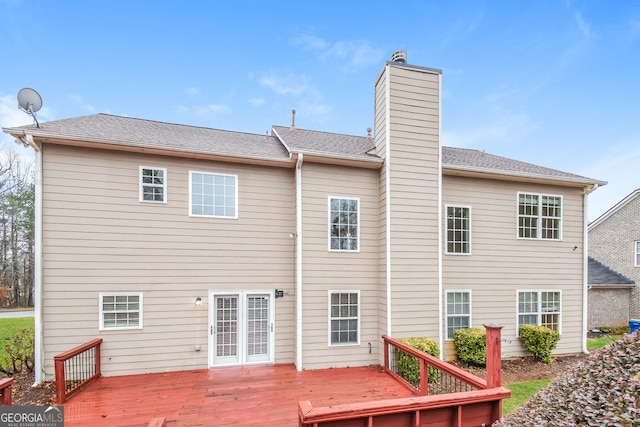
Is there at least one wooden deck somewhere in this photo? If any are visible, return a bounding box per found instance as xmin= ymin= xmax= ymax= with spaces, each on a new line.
xmin=62 ymin=364 xmax=416 ymax=426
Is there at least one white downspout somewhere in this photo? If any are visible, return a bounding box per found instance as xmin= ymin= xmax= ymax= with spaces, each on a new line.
xmin=437 ymin=74 xmax=444 ymax=359
xmin=384 ymin=65 xmax=392 ymax=337
xmin=27 ymin=134 xmax=44 ymax=384
xmin=582 ymin=184 xmax=599 ymax=353
xmin=295 ymin=153 xmax=304 ymax=370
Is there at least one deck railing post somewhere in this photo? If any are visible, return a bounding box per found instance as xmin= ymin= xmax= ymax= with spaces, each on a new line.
xmin=483 ymin=324 xmax=503 ymax=388
xmin=95 ymin=343 xmax=101 ymax=377
xmin=383 ymin=338 xmax=389 ymax=372
xmin=54 ymin=358 xmax=66 ymax=404
xmin=419 ymin=359 xmax=428 ymax=396
xmin=0 ymin=378 xmax=14 ymax=405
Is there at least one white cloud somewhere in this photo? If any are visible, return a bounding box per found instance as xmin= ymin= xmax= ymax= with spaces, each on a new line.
xmin=185 ymin=87 xmax=200 ymax=98
xmin=629 ymin=16 xmax=640 ymax=41
xmin=195 ymin=104 xmax=231 ymax=115
xmin=259 ymin=73 xmax=310 ymax=96
xmin=67 ymin=93 xmax=94 ymax=113
xmin=578 ymin=135 xmax=640 ymax=221
xmin=248 ymin=97 xmax=265 ymax=107
xmin=291 ymin=35 xmax=384 ymax=71
xmin=442 ymin=109 xmax=539 ymax=148
xmin=0 ymin=95 xmax=37 ymax=161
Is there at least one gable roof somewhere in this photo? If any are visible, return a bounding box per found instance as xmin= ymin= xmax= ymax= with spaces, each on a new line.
xmin=588 ymin=188 xmax=640 ymax=230
xmin=3 ymin=113 xmax=604 ymax=186
xmin=588 ymin=256 xmax=635 ymax=287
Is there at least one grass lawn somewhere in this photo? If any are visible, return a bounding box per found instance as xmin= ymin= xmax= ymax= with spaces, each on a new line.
xmin=587 ymin=335 xmax=621 ymax=351
xmin=0 ymin=317 xmax=35 ymax=367
xmin=503 ymin=379 xmax=551 ymax=415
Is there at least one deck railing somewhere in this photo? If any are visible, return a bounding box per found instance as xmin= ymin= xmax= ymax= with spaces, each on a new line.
xmin=0 ymin=378 xmax=14 ymax=405
xmin=299 ymin=325 xmax=510 ymax=427
xmin=383 ymin=335 xmax=487 ymax=395
xmin=54 ymin=338 xmax=103 ymax=404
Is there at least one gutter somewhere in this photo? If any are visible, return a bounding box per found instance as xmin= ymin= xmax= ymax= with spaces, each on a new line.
xmin=437 ymin=74 xmax=444 ymax=359
xmin=384 ymin=65 xmax=392 ymax=338
xmin=295 ymin=153 xmax=304 ymax=370
xmin=582 ymin=184 xmax=600 ymax=354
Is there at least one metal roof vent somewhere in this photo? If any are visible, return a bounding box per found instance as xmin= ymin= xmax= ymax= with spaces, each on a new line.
xmin=391 ymin=50 xmax=407 ymax=63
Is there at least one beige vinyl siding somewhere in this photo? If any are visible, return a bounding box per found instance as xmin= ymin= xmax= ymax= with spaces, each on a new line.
xmin=386 ymin=65 xmax=441 ymax=340
xmin=442 ymin=175 xmax=586 ymax=359
xmin=300 ymin=163 xmax=379 ymax=369
xmin=41 ymin=144 xmax=295 ymax=377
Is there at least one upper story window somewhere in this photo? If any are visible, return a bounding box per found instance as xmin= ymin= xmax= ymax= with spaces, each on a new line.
xmin=517 ymin=290 xmax=561 ymax=335
xmin=635 ymin=241 xmax=640 ymax=266
xmin=446 ymin=206 xmax=471 ymax=254
xmin=446 ymin=291 xmax=471 ymax=340
xmin=190 ymin=171 xmax=238 ymax=218
xmin=518 ymin=193 xmax=562 ymax=240
xmin=140 ymin=167 xmax=166 ymax=203
xmin=329 ymin=197 xmax=359 ymax=252
xmin=329 ymin=291 xmax=360 ymax=346
xmin=100 ymin=292 xmax=143 ymax=330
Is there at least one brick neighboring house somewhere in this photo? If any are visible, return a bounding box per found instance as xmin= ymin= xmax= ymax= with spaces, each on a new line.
xmin=589 ymin=189 xmax=640 ymax=323
xmin=3 ymin=53 xmax=606 ymax=383
xmin=587 ymin=256 xmax=635 ymax=329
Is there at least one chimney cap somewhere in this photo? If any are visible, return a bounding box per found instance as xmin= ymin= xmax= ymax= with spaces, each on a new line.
xmin=391 ymin=50 xmax=407 ymax=63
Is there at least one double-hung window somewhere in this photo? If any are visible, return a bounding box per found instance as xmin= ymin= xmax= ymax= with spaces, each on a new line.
xmin=446 ymin=206 xmax=471 ymax=254
xmin=518 ymin=193 xmax=562 ymax=240
xmin=329 ymin=197 xmax=359 ymax=251
xmin=140 ymin=166 xmax=166 ymax=203
xmin=190 ymin=171 xmax=238 ymax=218
xmin=99 ymin=292 xmax=143 ymax=330
xmin=446 ymin=291 xmax=471 ymax=340
xmin=635 ymin=241 xmax=640 ymax=266
xmin=517 ymin=290 xmax=561 ymax=334
xmin=329 ymin=291 xmax=359 ymax=345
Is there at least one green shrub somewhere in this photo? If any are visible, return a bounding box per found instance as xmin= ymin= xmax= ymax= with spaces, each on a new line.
xmin=494 ymin=329 xmax=640 ymax=426
xmin=519 ymin=325 xmax=559 ymax=364
xmin=397 ymin=337 xmax=440 ymax=388
xmin=0 ymin=328 xmax=34 ymax=375
xmin=454 ymin=328 xmax=486 ymax=366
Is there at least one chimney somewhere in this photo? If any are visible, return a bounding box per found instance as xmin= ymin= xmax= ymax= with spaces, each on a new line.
xmin=290 ymin=109 xmax=296 ymax=131
xmin=391 ymin=50 xmax=407 ymax=63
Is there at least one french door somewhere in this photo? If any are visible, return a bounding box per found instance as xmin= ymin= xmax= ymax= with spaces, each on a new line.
xmin=209 ymin=290 xmax=274 ymax=367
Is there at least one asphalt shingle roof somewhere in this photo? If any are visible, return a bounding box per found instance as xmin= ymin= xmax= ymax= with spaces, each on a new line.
xmin=4 ymin=113 xmax=603 ymax=185
xmin=588 ymin=256 xmax=635 ymax=286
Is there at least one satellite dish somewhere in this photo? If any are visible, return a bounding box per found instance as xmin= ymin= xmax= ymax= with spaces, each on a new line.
xmin=17 ymin=87 xmax=42 ymax=128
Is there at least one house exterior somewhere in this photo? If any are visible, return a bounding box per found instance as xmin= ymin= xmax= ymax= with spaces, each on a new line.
xmin=587 ymin=256 xmax=635 ymax=329
xmin=589 ymin=189 xmax=640 ymax=323
xmin=3 ymin=54 xmax=606 ymax=383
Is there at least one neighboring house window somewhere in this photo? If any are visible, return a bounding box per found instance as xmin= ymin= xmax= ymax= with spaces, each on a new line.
xmin=446 ymin=206 xmax=471 ymax=254
xmin=329 ymin=197 xmax=359 ymax=251
xmin=517 ymin=193 xmax=562 ymax=240
xmin=329 ymin=291 xmax=359 ymax=345
xmin=99 ymin=292 xmax=143 ymax=330
xmin=446 ymin=291 xmax=471 ymax=340
xmin=140 ymin=166 xmax=166 ymax=203
xmin=517 ymin=290 xmax=561 ymax=334
xmin=636 ymin=241 xmax=640 ymax=266
xmin=190 ymin=171 xmax=238 ymax=218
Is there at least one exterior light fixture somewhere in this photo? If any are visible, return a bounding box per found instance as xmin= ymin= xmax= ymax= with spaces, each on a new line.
xmin=195 ymin=297 xmax=202 ymax=306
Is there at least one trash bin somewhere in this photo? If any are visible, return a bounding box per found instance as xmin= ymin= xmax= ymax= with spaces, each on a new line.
xmin=629 ymin=319 xmax=640 ymax=333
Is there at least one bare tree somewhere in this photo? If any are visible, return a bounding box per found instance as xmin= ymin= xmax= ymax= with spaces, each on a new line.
xmin=0 ymin=146 xmax=34 ymax=307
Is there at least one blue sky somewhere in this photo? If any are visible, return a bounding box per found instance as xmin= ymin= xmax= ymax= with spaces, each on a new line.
xmin=1 ymin=0 xmax=639 ymax=221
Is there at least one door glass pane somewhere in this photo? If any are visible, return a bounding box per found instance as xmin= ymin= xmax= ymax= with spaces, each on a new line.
xmin=247 ymin=296 xmax=269 ymax=357
xmin=216 ymin=297 xmax=238 ymax=357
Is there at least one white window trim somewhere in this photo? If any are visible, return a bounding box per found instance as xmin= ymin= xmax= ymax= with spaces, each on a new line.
xmin=327 ymin=290 xmax=361 ymax=347
xmin=635 ymin=241 xmax=640 ymax=267
xmin=327 ymin=196 xmax=361 ymax=253
xmin=515 ymin=289 xmax=562 ymax=337
xmin=445 ymin=290 xmax=472 ymax=340
xmin=139 ymin=166 xmax=167 ymax=204
xmin=445 ymin=204 xmax=472 ymax=255
xmin=516 ymin=192 xmax=563 ymax=241
xmin=188 ymin=170 xmax=239 ymax=219
xmin=99 ymin=292 xmax=143 ymax=331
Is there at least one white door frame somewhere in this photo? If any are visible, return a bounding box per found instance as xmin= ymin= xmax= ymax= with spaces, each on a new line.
xmin=208 ymin=290 xmax=275 ymax=367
